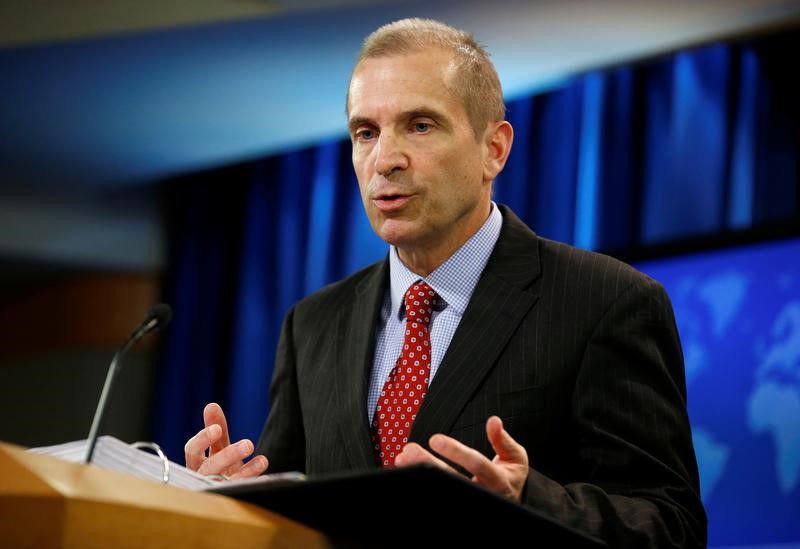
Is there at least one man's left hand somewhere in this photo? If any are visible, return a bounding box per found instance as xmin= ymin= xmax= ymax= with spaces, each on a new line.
xmin=394 ymin=415 xmax=529 ymax=502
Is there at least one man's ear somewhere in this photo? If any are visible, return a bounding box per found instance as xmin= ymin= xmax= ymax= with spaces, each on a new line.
xmin=483 ymin=121 xmax=514 ymax=183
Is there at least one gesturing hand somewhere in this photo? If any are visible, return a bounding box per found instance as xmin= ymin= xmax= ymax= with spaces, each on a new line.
xmin=184 ymin=402 xmax=269 ymax=479
xmin=395 ymin=416 xmax=529 ymax=501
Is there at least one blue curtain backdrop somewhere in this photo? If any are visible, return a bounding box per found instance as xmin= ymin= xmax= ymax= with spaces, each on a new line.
xmin=153 ymin=32 xmax=798 ymax=464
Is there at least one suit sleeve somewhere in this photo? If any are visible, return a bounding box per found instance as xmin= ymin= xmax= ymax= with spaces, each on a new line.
xmin=522 ymin=278 xmax=707 ymax=547
xmin=255 ymin=305 xmax=307 ymax=473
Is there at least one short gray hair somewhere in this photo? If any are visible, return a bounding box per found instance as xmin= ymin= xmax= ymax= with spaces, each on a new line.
xmin=347 ymin=18 xmax=506 ymax=139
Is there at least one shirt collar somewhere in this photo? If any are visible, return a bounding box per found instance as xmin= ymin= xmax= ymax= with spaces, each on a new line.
xmin=389 ymin=202 xmax=503 ymax=319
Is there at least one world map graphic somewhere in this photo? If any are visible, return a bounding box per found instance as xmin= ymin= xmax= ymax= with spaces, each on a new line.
xmin=636 ymin=238 xmax=800 ymax=547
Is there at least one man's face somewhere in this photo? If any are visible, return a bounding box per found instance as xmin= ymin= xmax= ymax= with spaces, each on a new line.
xmin=347 ymin=49 xmax=494 ymax=266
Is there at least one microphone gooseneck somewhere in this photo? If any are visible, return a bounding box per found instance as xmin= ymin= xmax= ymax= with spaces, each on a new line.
xmin=84 ymin=303 xmax=172 ymax=464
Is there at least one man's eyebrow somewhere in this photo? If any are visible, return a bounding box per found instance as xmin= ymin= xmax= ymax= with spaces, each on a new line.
xmin=404 ymin=107 xmax=448 ymax=123
xmin=347 ymin=117 xmax=373 ymax=134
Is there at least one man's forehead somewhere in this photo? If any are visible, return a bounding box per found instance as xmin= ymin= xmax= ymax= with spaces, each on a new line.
xmin=347 ymin=51 xmax=459 ymax=116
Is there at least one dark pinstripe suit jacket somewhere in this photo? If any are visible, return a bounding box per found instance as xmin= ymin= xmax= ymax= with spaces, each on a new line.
xmin=257 ymin=205 xmax=707 ymax=547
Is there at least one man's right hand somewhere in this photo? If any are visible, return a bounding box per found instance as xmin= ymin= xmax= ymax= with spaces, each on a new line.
xmin=184 ymin=402 xmax=269 ymax=479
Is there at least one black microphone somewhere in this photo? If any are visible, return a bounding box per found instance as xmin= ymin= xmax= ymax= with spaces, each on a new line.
xmin=84 ymin=303 xmax=172 ymax=463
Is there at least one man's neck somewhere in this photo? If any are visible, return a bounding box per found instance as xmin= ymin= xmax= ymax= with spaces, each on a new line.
xmin=396 ymin=249 xmax=447 ymax=277
xmin=396 ymin=203 xmax=492 ymax=276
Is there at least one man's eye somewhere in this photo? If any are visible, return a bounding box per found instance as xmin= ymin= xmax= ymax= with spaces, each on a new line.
xmin=356 ymin=129 xmax=375 ymax=141
xmin=414 ymin=122 xmax=431 ymax=133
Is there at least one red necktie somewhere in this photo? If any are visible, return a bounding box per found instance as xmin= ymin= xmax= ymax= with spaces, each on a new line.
xmin=371 ymin=282 xmax=438 ymax=467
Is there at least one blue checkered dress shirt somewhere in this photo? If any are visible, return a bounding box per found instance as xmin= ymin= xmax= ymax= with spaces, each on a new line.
xmin=367 ymin=203 xmax=503 ymax=423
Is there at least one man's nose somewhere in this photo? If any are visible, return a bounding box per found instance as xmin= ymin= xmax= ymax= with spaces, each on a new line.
xmin=374 ymin=132 xmax=409 ymax=176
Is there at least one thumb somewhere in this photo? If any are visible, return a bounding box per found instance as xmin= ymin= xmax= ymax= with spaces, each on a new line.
xmin=486 ymin=416 xmax=526 ymax=463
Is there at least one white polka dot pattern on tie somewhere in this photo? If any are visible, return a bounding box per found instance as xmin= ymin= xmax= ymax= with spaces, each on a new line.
xmin=370 ymin=282 xmax=437 ymax=466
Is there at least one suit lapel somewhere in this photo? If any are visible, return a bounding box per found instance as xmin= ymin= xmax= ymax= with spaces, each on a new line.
xmin=411 ymin=206 xmax=543 ymax=445
xmin=333 ymin=259 xmax=388 ymax=469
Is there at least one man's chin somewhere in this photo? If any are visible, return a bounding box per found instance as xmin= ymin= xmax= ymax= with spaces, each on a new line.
xmin=374 ymin=219 xmax=422 ymax=249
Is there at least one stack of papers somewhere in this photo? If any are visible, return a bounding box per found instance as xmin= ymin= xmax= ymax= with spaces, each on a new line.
xmin=29 ymin=435 xmax=304 ymax=491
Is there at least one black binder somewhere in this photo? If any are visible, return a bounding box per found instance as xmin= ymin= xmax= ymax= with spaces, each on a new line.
xmin=212 ymin=464 xmax=606 ymax=547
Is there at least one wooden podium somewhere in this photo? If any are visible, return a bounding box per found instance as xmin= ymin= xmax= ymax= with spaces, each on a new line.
xmin=0 ymin=442 xmax=331 ymax=549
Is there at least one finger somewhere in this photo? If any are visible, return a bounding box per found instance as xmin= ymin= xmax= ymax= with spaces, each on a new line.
xmin=229 ymin=455 xmax=269 ymax=480
xmin=485 ymin=416 xmax=527 ymax=464
xmin=429 ymin=434 xmax=499 ymax=483
xmin=203 ymin=402 xmax=231 ymax=455
xmin=184 ymin=423 xmax=222 ymax=471
xmin=197 ymin=438 xmax=254 ymax=477
xmin=395 ymin=442 xmax=457 ymax=473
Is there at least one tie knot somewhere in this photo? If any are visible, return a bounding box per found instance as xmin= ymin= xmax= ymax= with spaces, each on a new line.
xmin=404 ymin=282 xmax=437 ymax=325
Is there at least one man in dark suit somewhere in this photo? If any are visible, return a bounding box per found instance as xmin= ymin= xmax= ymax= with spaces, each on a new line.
xmin=185 ymin=18 xmax=706 ymax=546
